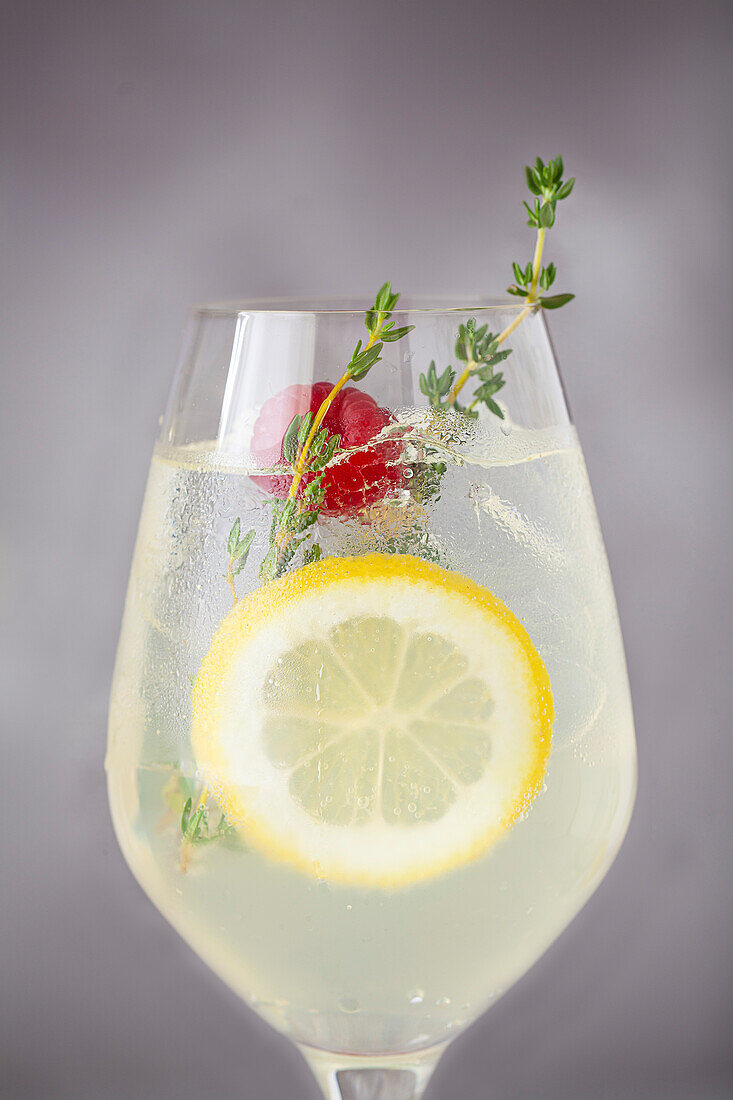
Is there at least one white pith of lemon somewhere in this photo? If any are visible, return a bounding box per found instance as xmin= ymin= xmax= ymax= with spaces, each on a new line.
xmin=192 ymin=553 xmax=553 ymax=886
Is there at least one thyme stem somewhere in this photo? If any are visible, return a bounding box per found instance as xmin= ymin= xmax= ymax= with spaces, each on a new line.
xmin=287 ymin=353 xmax=373 ymax=500
xmin=226 ymin=559 xmax=237 ymax=606
xmin=528 ymin=226 xmax=546 ymax=299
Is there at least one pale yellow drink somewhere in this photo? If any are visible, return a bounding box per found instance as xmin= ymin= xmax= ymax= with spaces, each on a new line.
xmin=107 ymin=421 xmax=635 ymax=1055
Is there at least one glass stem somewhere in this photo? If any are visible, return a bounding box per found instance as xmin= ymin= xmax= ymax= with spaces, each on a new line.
xmin=302 ymin=1045 xmax=442 ymax=1100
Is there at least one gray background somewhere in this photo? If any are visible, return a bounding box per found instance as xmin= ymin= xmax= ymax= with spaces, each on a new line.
xmin=1 ymin=1 xmax=731 ymax=1097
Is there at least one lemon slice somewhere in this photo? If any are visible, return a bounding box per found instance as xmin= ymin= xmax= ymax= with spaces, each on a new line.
xmin=192 ymin=553 xmax=553 ymax=886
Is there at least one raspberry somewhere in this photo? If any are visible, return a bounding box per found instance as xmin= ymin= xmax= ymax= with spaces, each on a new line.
xmin=251 ymin=382 xmax=403 ymax=515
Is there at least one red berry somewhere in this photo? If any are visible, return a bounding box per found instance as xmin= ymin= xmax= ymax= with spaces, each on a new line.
xmin=251 ymin=382 xmax=403 ymax=515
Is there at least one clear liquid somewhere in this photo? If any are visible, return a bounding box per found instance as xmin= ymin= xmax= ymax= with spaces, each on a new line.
xmin=107 ymin=420 xmax=636 ymax=1055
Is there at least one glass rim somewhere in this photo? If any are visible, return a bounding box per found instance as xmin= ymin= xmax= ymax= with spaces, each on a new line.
xmin=191 ymin=295 xmax=532 ymax=318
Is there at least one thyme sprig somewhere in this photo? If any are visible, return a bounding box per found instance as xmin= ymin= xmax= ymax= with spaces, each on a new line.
xmin=161 ymin=773 xmax=241 ymax=871
xmin=507 ymin=154 xmax=575 ymax=309
xmin=179 ymin=791 xmax=238 ymax=871
xmin=288 ymin=282 xmax=412 ymax=500
xmin=439 ymin=155 xmax=574 ymax=412
xmin=228 ymin=283 xmax=414 ymax=588
xmin=260 ymin=284 xmax=413 ymax=580
xmin=181 ymin=793 xmax=237 ymax=845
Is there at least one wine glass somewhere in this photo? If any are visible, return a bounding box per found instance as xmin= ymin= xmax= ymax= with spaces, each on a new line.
xmin=107 ymin=298 xmax=636 ymax=1100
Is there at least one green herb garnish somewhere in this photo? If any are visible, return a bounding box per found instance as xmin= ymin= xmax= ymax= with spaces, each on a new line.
xmin=161 ymin=773 xmax=241 ymax=871
xmin=181 ymin=794 xmax=237 ymax=845
xmin=225 ymin=156 xmax=575 ymax=591
xmin=420 ymin=154 xmax=575 ymax=417
xmin=231 ymin=283 xmax=413 ymax=587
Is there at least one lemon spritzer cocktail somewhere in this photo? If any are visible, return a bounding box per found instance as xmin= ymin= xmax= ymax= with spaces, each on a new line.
xmin=107 ymin=170 xmax=638 ymax=1096
xmin=107 ymin=412 xmax=636 ymax=1056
